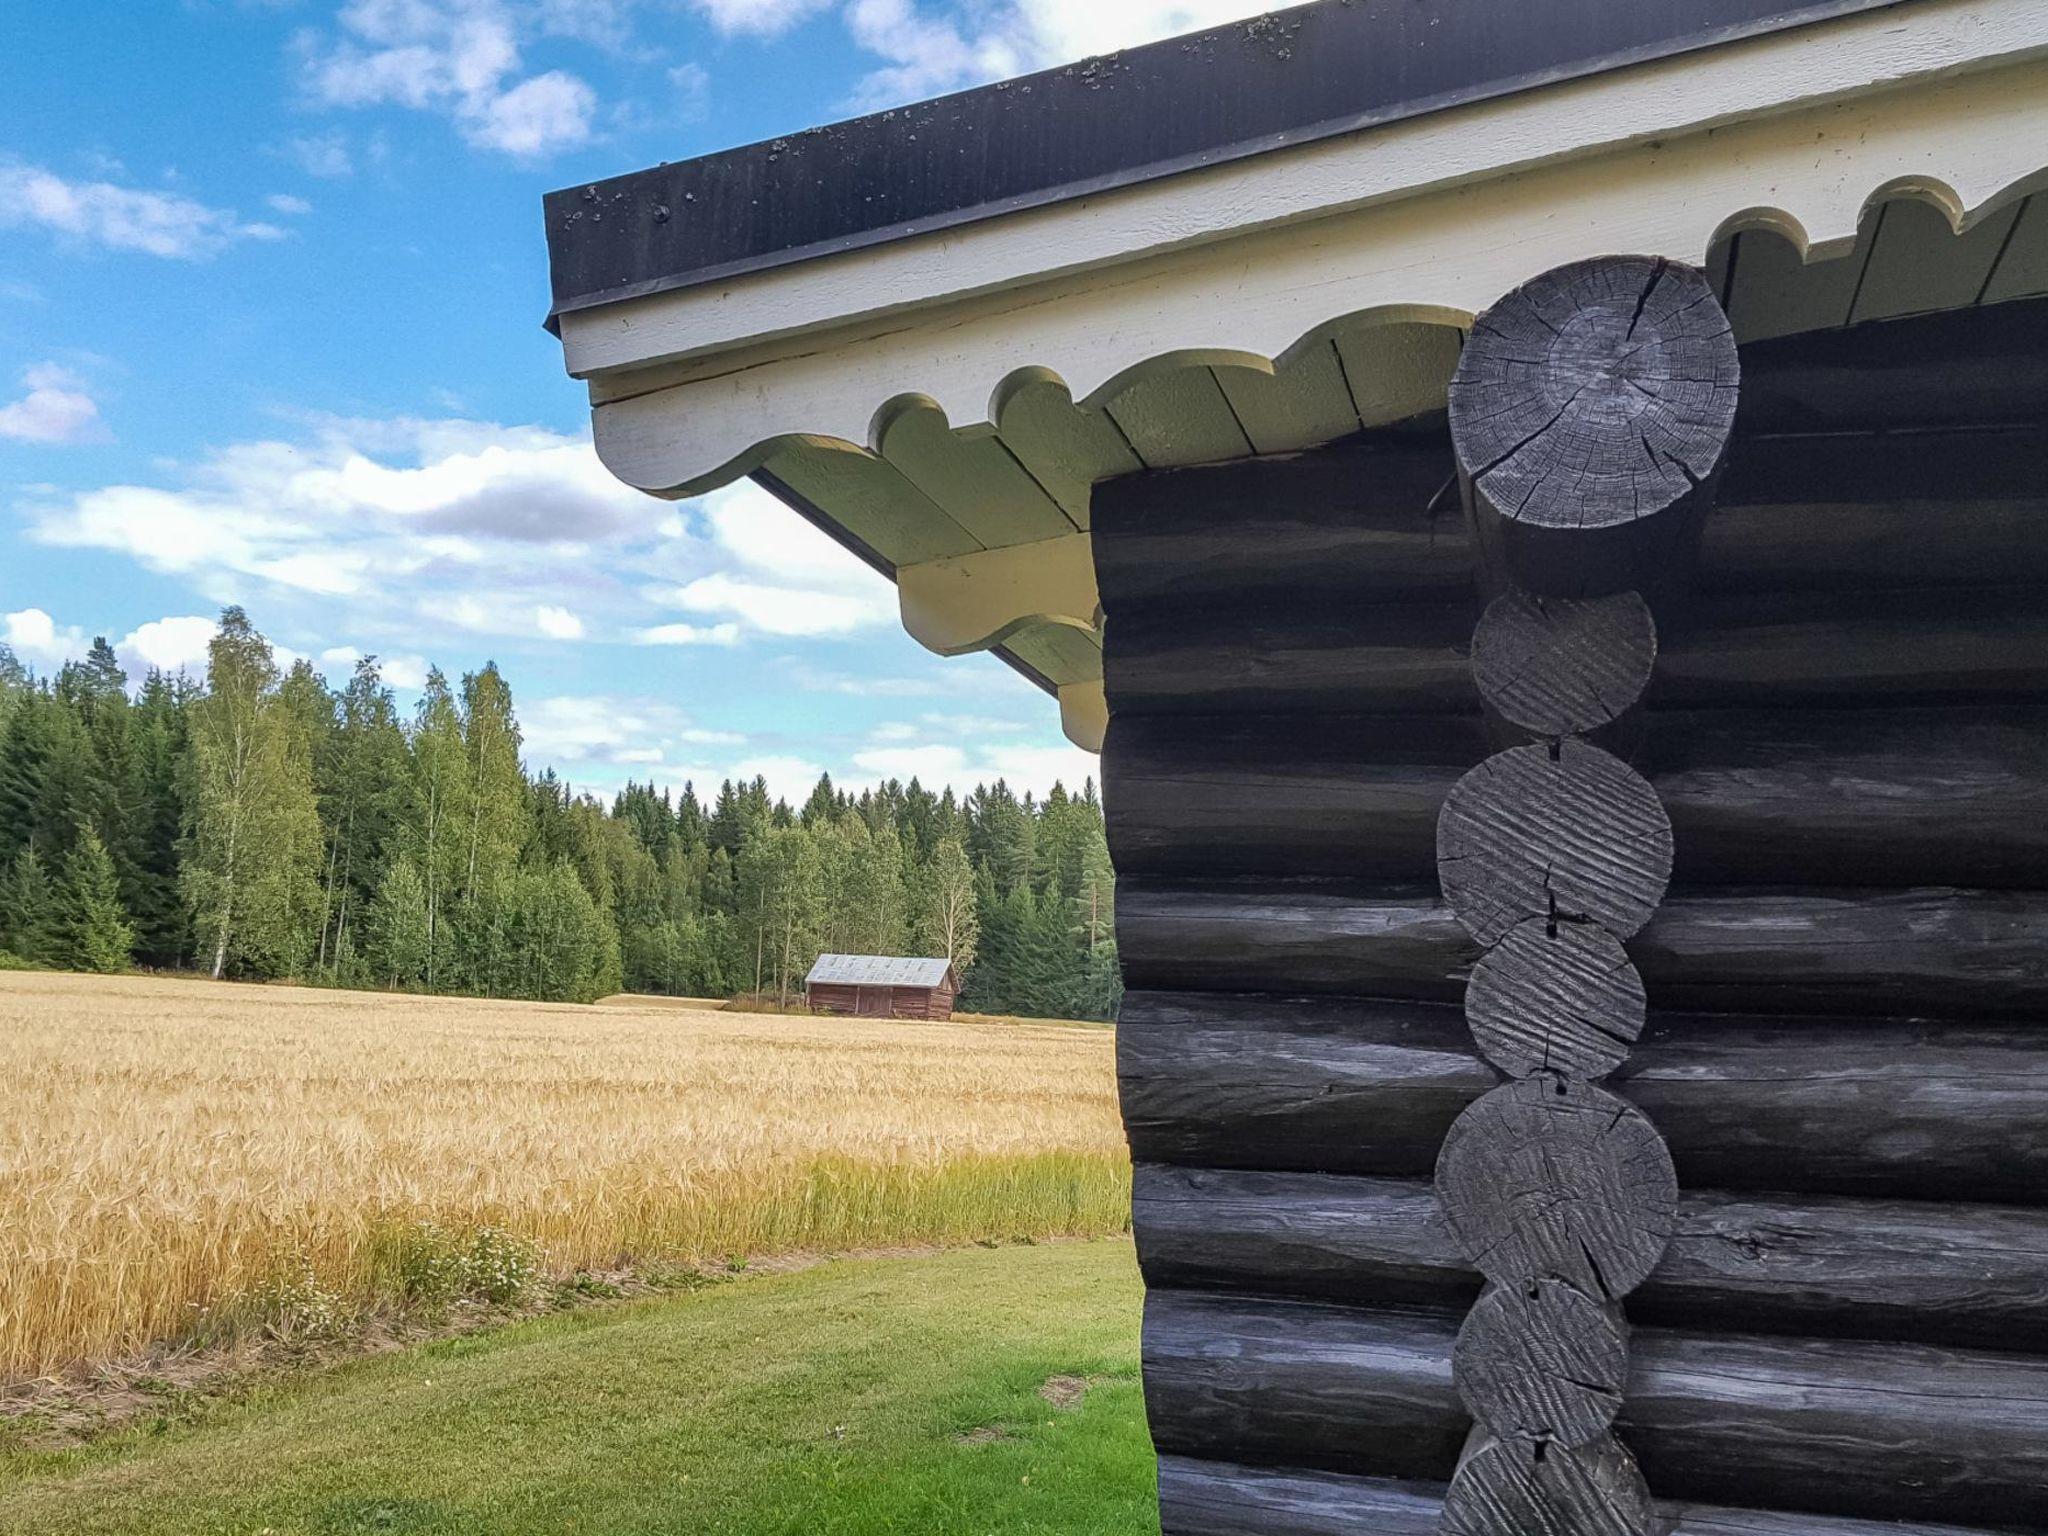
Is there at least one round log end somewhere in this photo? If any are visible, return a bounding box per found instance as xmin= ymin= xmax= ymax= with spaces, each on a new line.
xmin=1471 ymin=590 xmax=1657 ymax=736
xmin=1436 ymin=1078 xmax=1678 ymax=1298
xmin=1448 ymin=254 xmax=1739 ymax=533
xmin=1466 ymin=919 xmax=1647 ymax=1081
xmin=1454 ymin=1280 xmax=1628 ymax=1448
xmin=1443 ymin=1433 xmax=1653 ymax=1536
xmin=1437 ymin=740 xmax=1674 ymax=946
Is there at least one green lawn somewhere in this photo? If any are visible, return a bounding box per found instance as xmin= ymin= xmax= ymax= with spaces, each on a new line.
xmin=3 ymin=1240 xmax=1158 ymax=1536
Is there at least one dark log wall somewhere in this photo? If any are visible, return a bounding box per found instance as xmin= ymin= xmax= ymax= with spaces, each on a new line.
xmin=1094 ymin=299 xmax=2048 ymax=1534
xmin=806 ymin=982 xmax=957 ymax=1019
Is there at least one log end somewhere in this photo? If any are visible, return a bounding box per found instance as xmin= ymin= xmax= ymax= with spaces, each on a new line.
xmin=1449 ymin=255 xmax=1739 ymax=534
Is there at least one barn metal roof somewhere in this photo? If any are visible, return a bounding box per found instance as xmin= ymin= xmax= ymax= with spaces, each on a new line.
xmin=805 ymin=955 xmax=956 ymax=987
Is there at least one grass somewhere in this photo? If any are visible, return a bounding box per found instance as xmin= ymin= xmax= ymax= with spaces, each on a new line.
xmin=0 ymin=971 xmax=1128 ymax=1383
xmin=1 ymin=1239 xmax=1159 ymax=1535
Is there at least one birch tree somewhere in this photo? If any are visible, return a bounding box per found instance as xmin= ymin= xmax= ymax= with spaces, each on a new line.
xmin=402 ymin=669 xmax=468 ymax=989
xmin=180 ymin=609 xmax=320 ymax=978
xmin=915 ymin=835 xmax=979 ymax=971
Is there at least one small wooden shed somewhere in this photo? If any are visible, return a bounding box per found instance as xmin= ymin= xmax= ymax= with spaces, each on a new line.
xmin=804 ymin=955 xmax=960 ymax=1020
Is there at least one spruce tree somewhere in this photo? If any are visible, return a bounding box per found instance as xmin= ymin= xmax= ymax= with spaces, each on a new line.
xmin=0 ymin=848 xmax=55 ymax=964
xmin=54 ymin=827 xmax=133 ymax=973
xmin=123 ymin=673 xmax=189 ymax=966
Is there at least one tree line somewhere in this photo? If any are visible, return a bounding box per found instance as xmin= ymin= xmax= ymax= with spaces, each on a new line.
xmin=0 ymin=607 xmax=1120 ymax=1017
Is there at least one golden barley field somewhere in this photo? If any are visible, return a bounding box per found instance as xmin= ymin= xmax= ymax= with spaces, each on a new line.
xmin=0 ymin=971 xmax=1128 ymax=1384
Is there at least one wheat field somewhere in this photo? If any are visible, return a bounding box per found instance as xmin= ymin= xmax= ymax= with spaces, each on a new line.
xmin=0 ymin=971 xmax=1129 ymax=1384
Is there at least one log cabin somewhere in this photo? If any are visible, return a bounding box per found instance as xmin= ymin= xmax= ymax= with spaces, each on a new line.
xmin=539 ymin=2 xmax=2048 ymax=1531
xmin=804 ymin=954 xmax=960 ymax=1021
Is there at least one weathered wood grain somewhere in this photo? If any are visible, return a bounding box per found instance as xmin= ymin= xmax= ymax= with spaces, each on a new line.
xmin=1144 ymin=1290 xmax=2048 ymax=1524
xmin=1454 ymin=1281 xmax=1628 ymax=1446
xmin=1117 ymin=995 xmax=2048 ymax=1201
xmin=1466 ymin=919 xmax=1646 ymax=1081
xmin=1106 ymin=705 xmax=2048 ymax=888
xmin=1132 ymin=1165 xmax=2048 ymax=1352
xmin=1449 ymin=257 xmax=1739 ymax=600
xmin=1153 ymin=1456 xmax=2011 ymax=1536
xmin=1090 ymin=433 xmax=1466 ymax=611
xmin=1443 ymin=1430 xmax=1652 ymax=1536
xmin=1115 ymin=883 xmax=2048 ymax=1017
xmin=1436 ymin=1080 xmax=1676 ymax=1298
xmin=1103 ymin=587 xmax=2048 ymax=721
xmin=1706 ymin=426 xmax=2048 ymax=593
xmin=1470 ymin=589 xmax=1657 ymax=736
xmin=1141 ymin=1289 xmax=1463 ymax=1482
xmin=1436 ymin=741 xmax=1673 ymax=945
xmin=1089 ymin=422 xmax=2048 ymax=626
xmin=1731 ymin=296 xmax=2048 ymax=435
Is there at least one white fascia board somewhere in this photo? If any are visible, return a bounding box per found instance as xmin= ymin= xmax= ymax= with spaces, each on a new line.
xmin=559 ymin=0 xmax=2048 ymax=391
xmin=587 ymin=48 xmax=2048 ymax=496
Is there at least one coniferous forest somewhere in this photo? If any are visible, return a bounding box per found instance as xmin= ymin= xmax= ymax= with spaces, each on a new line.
xmin=0 ymin=607 xmax=1120 ymax=1018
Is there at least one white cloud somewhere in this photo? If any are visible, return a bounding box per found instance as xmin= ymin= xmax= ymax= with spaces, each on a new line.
xmin=521 ymin=692 xmax=749 ymax=772
xmin=280 ymin=132 xmax=355 ymax=178
xmin=535 ymin=603 xmax=585 ymax=639
xmin=121 ymin=615 xmax=218 ymax=675
xmin=1011 ymin=0 xmax=1279 ymax=61
xmin=786 ymin=662 xmax=946 ymax=698
xmin=443 ymin=592 xmax=602 ymax=640
xmin=2 ymin=609 xmax=79 ymax=669
xmin=666 ymin=61 xmax=711 ymax=122
xmin=0 ymin=159 xmax=283 ymax=260
xmin=0 ymin=363 xmax=104 ymax=445
xmin=688 ymin=0 xmax=834 ymax=37
xmin=635 ymin=621 xmax=741 ymax=646
xmin=381 ymin=653 xmax=431 ymax=688
xmin=851 ymin=737 xmax=1095 ymax=796
xmin=300 ymin=0 xmax=598 ymax=159
xmin=26 ymin=416 xmax=661 ymax=627
xmin=731 ymin=754 xmax=826 ymax=802
xmin=3 ymin=608 xmax=222 ymax=684
xmin=831 ymin=0 xmax=1281 ymax=107
xmin=472 ymin=69 xmax=597 ymax=155
xmin=670 ymin=571 xmax=892 ymax=637
xmin=267 ymin=192 xmax=315 ymax=215
xmin=17 ymin=417 xmax=915 ymax=668
xmin=643 ymin=479 xmax=894 ymax=639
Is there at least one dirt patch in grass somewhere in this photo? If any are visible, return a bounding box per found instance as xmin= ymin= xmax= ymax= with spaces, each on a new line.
xmin=1038 ymin=1374 xmax=1093 ymax=1410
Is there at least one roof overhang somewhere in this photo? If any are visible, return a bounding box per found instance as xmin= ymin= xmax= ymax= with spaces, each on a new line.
xmin=542 ymin=0 xmax=2048 ymax=751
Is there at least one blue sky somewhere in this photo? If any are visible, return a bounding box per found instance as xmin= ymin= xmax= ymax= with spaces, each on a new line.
xmin=0 ymin=0 xmax=1272 ymax=804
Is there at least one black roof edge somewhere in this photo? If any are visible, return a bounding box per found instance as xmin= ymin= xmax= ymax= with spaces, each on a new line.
xmin=544 ymin=0 xmax=1910 ymax=333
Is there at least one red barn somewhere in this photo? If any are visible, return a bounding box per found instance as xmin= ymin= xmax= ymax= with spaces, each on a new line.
xmin=803 ymin=955 xmax=960 ymax=1021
